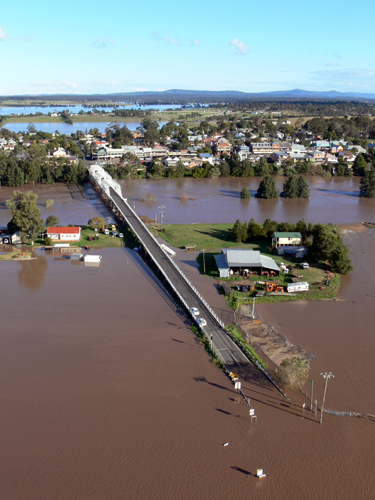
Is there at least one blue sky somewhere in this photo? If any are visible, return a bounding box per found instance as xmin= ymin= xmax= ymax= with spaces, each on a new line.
xmin=1 ymin=0 xmax=375 ymax=95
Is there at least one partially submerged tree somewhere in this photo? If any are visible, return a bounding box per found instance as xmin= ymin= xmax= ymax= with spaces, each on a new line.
xmin=256 ymin=176 xmax=279 ymax=199
xmin=240 ymin=187 xmax=251 ymax=199
xmin=282 ymin=174 xmax=298 ymax=198
xmin=6 ymin=190 xmax=45 ymax=242
xmin=360 ymin=168 xmax=375 ymax=198
xmin=277 ymin=357 xmax=310 ymax=390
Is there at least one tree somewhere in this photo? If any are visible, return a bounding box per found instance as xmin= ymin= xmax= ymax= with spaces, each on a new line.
xmin=6 ymin=191 xmax=45 ymax=242
xmin=330 ymin=243 xmax=353 ymax=274
xmin=247 ymin=218 xmax=265 ymax=240
xmin=360 ymin=169 xmax=375 ymax=198
xmin=46 ymin=215 xmax=60 ymax=227
xmin=352 ymin=153 xmax=367 ymax=176
xmin=240 ymin=187 xmax=251 ymax=199
xmin=282 ymin=174 xmax=298 ymax=198
xmin=232 ymin=220 xmax=247 ymax=243
xmin=277 ymin=357 xmax=310 ymax=390
xmin=297 ymin=175 xmax=310 ymax=198
xmin=256 ymin=176 xmax=279 ymax=199
xmin=88 ymin=217 xmax=105 ymax=230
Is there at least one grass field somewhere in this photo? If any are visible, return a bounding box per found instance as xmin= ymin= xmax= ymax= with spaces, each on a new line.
xmin=153 ymin=223 xmax=261 ymax=251
xmin=155 ymin=222 xmax=341 ymax=304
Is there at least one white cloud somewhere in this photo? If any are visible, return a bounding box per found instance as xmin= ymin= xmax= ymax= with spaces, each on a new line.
xmin=153 ymin=31 xmax=180 ymax=46
xmin=193 ymin=39 xmax=200 ymax=46
xmin=230 ymin=38 xmax=249 ymax=55
xmin=91 ymin=37 xmax=114 ymax=49
xmin=325 ymin=62 xmax=340 ymax=67
xmin=0 ymin=26 xmax=10 ymax=41
xmin=65 ymin=82 xmax=77 ymax=89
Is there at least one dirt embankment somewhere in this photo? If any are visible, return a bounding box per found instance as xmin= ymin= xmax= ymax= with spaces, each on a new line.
xmin=237 ymin=304 xmax=315 ymax=367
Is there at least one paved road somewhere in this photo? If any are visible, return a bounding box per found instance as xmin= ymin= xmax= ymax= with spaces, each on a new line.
xmin=110 ymin=187 xmax=249 ymax=368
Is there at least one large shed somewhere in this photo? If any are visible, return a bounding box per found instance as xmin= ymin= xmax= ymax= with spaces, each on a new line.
xmin=215 ymin=249 xmax=280 ymax=278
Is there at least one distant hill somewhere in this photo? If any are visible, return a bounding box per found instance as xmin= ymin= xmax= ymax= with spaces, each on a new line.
xmin=107 ymin=88 xmax=375 ymax=100
xmin=3 ymin=88 xmax=375 ymax=102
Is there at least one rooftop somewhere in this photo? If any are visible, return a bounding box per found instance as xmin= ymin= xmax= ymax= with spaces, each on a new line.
xmin=46 ymin=227 xmax=80 ymax=235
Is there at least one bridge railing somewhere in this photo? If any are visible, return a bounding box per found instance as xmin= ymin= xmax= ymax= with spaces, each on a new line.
xmin=109 ymin=186 xmax=225 ymax=329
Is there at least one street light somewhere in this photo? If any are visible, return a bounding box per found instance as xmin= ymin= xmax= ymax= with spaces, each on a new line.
xmin=320 ymin=372 xmax=335 ymax=424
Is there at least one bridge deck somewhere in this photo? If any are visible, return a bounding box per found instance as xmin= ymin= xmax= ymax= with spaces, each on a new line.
xmin=109 ymin=187 xmax=249 ymax=368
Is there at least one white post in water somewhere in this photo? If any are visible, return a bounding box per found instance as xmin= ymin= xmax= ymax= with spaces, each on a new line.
xmin=320 ymin=372 xmax=335 ymax=424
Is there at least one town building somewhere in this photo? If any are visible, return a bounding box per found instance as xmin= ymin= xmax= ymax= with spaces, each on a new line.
xmin=45 ymin=227 xmax=81 ymax=241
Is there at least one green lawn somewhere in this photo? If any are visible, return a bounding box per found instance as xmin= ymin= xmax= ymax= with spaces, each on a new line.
xmin=153 ymin=223 xmax=272 ymax=251
xmin=155 ymin=222 xmax=341 ymax=304
xmin=34 ymin=225 xmax=139 ymax=249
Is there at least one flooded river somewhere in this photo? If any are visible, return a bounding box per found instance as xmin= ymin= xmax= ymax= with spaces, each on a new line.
xmin=1 ymin=179 xmax=375 ymax=499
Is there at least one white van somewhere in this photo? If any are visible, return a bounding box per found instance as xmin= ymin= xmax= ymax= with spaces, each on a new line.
xmin=104 ymin=229 xmax=109 ymax=235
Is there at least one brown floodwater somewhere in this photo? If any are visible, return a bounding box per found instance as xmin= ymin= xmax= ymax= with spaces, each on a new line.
xmin=1 ymin=176 xmax=375 ymax=228
xmin=1 ymin=181 xmax=375 ymax=499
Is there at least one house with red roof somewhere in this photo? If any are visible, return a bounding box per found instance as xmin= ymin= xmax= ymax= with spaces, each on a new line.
xmin=45 ymin=227 xmax=81 ymax=241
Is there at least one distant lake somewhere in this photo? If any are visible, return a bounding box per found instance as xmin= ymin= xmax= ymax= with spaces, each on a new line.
xmin=0 ymin=103 xmax=207 ymax=116
xmin=0 ymin=121 xmax=166 ymax=135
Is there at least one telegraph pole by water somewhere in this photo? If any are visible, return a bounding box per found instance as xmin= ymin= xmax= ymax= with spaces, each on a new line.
xmin=310 ymin=380 xmax=315 ymax=412
xmin=158 ymin=205 xmax=166 ymax=229
xmin=320 ymin=372 xmax=335 ymax=424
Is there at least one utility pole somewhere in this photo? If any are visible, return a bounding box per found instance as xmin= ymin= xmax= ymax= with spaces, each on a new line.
xmin=310 ymin=380 xmax=315 ymax=412
xmin=251 ymin=297 xmax=257 ymax=319
xmin=158 ymin=204 xmax=166 ymax=230
xmin=202 ymin=249 xmax=206 ymax=274
xmin=320 ymin=372 xmax=335 ymax=424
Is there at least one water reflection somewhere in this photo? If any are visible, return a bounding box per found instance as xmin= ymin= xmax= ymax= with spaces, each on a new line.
xmin=17 ymin=255 xmax=48 ymax=291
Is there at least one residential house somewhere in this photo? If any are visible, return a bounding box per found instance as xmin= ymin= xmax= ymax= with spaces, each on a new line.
xmin=45 ymin=227 xmax=81 ymax=241
xmin=53 ymin=147 xmax=67 ymax=157
xmin=272 ymin=232 xmax=302 ymax=248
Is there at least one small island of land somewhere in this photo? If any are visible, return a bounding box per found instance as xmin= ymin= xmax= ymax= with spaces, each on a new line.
xmin=152 ymin=218 xmax=351 ymax=304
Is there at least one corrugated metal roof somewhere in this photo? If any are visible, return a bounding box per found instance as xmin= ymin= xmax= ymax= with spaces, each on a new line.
xmin=221 ymin=249 xmax=280 ymax=272
xmin=273 ymin=232 xmax=302 ymax=238
xmin=214 ymin=254 xmax=228 ymax=270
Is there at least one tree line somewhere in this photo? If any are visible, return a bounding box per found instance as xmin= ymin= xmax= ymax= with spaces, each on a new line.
xmin=232 ymin=218 xmax=352 ymax=274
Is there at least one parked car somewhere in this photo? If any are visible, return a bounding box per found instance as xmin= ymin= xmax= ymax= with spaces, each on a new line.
xmin=112 ymin=231 xmax=118 ymax=237
xmin=189 ymin=307 xmax=199 ymax=316
xmin=104 ymin=229 xmax=109 ymax=235
xmin=301 ymin=262 xmax=309 ymax=269
xmin=196 ymin=318 xmax=207 ymax=328
xmin=241 ymin=285 xmax=250 ymax=293
xmin=118 ymin=233 xmax=124 ymax=238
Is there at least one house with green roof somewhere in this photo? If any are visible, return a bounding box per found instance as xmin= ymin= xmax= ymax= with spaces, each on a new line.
xmin=272 ymin=232 xmax=302 ymax=248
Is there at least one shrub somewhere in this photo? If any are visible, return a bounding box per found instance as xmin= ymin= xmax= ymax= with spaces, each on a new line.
xmin=276 ymin=357 xmax=310 ymax=390
xmin=44 ymin=236 xmax=53 ymax=246
xmin=240 ymin=187 xmax=251 ymax=199
xmin=45 ymin=199 xmax=54 ymax=208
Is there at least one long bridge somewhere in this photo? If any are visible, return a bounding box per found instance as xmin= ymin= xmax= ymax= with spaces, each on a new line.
xmin=89 ymin=164 xmax=249 ymax=368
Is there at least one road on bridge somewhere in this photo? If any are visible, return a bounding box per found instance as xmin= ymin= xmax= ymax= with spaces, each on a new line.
xmin=110 ymin=187 xmax=250 ymax=368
